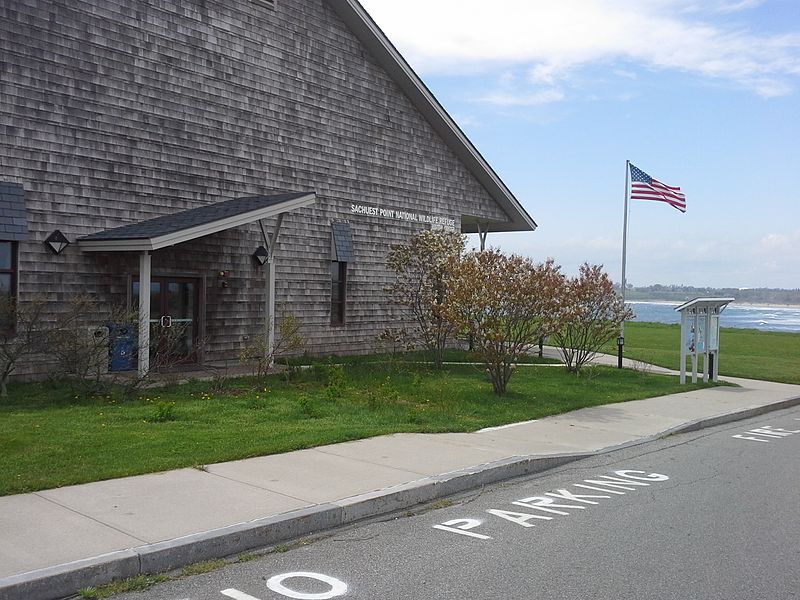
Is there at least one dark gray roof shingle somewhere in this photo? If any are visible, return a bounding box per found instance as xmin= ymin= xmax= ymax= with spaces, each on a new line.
xmin=79 ymin=193 xmax=312 ymax=242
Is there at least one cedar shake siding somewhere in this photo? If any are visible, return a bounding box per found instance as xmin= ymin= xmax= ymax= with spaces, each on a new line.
xmin=0 ymin=0 xmax=534 ymax=375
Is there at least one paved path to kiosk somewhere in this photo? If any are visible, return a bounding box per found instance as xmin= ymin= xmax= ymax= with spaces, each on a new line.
xmin=2 ymin=355 xmax=799 ymax=600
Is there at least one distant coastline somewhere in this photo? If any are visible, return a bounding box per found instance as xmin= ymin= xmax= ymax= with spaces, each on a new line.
xmin=622 ymin=286 xmax=800 ymax=307
xmin=629 ymin=299 xmax=800 ymax=309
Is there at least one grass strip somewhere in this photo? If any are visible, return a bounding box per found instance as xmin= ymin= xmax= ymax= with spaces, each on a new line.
xmin=0 ymin=361 xmax=711 ymax=495
xmin=604 ymin=322 xmax=800 ymax=385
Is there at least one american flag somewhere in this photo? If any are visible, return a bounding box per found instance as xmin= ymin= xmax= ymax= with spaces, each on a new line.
xmin=629 ymin=163 xmax=686 ymax=212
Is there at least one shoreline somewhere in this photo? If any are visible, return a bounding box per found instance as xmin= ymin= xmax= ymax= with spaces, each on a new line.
xmin=627 ymin=300 xmax=800 ymax=309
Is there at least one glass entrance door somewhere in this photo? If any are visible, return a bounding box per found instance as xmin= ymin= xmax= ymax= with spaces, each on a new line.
xmin=132 ymin=277 xmax=199 ymax=366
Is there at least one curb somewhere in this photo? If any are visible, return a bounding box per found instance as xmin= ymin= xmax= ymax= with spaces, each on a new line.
xmin=2 ymin=397 xmax=799 ymax=600
xmin=668 ymin=396 xmax=800 ymax=435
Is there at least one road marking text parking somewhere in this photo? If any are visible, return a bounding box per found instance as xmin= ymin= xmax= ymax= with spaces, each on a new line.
xmin=433 ymin=469 xmax=670 ymax=541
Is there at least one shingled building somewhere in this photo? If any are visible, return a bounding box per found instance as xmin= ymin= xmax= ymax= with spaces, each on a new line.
xmin=0 ymin=0 xmax=536 ymax=376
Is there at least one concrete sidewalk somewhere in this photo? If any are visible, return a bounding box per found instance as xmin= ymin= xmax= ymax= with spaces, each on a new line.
xmin=2 ymin=368 xmax=799 ymax=600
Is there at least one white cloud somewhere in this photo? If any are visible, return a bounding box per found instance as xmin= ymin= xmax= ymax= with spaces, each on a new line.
xmin=703 ymin=0 xmax=766 ymax=13
xmin=359 ymin=0 xmax=800 ymax=97
xmin=759 ymin=230 xmax=800 ymax=251
xmin=479 ymin=88 xmax=565 ymax=106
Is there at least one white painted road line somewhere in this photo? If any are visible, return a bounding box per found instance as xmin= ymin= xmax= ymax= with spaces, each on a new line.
xmin=222 ymin=572 xmax=348 ymax=600
xmin=733 ymin=424 xmax=800 ymax=443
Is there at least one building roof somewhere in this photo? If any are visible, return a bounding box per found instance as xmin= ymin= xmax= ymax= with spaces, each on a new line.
xmin=675 ymin=298 xmax=736 ymax=313
xmin=77 ymin=192 xmax=316 ymax=252
xmin=326 ymin=0 xmax=537 ymax=234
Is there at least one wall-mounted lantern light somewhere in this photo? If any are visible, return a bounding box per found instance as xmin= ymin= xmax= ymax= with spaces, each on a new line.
xmin=44 ymin=230 xmax=70 ymax=254
xmin=253 ymin=246 xmax=269 ymax=266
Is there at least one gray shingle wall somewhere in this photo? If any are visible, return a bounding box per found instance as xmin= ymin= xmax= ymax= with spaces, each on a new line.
xmin=1 ymin=0 xmax=514 ymax=372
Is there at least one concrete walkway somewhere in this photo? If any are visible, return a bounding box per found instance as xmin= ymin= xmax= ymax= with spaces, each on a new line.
xmin=2 ymin=359 xmax=799 ymax=600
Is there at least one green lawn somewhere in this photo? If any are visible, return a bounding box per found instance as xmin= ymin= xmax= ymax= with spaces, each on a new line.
xmin=0 ymin=361 xmax=710 ymax=495
xmin=606 ymin=322 xmax=800 ymax=385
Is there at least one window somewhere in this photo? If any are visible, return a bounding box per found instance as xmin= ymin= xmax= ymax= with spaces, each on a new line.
xmin=331 ymin=261 xmax=347 ymax=325
xmin=0 ymin=241 xmax=18 ymax=332
xmin=252 ymin=0 xmax=276 ymax=9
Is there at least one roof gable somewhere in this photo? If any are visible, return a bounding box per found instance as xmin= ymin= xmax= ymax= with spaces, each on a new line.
xmin=325 ymin=0 xmax=536 ymax=233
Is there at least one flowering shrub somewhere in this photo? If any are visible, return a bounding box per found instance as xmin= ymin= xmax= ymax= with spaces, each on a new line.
xmin=440 ymin=250 xmax=563 ymax=394
xmin=386 ymin=229 xmax=466 ymax=369
xmin=552 ymin=263 xmax=633 ymax=373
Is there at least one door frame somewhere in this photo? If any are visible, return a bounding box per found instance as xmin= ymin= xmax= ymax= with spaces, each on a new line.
xmin=128 ymin=273 xmax=206 ymax=366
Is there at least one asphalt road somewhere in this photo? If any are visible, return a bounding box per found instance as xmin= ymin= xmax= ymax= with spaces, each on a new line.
xmin=112 ymin=405 xmax=800 ymax=600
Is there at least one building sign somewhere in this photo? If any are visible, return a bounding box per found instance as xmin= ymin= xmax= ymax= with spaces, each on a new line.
xmin=351 ymin=204 xmax=457 ymax=230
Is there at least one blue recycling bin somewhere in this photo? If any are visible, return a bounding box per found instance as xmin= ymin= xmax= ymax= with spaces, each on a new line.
xmin=108 ymin=323 xmax=136 ymax=372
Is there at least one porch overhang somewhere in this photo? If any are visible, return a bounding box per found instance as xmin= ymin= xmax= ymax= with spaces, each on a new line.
xmin=76 ymin=191 xmax=315 ymax=379
xmin=77 ymin=192 xmax=316 ymax=251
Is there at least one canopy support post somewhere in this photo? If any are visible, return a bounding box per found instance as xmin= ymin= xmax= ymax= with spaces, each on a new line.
xmin=137 ymin=251 xmax=151 ymax=377
xmin=260 ymin=214 xmax=284 ymax=367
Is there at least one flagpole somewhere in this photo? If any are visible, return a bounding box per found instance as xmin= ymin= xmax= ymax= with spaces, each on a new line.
xmin=618 ymin=160 xmax=630 ymax=368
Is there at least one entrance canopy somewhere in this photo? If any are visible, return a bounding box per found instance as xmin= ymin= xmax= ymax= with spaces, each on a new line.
xmin=77 ymin=191 xmax=316 ymax=377
xmin=77 ymin=192 xmax=316 ymax=252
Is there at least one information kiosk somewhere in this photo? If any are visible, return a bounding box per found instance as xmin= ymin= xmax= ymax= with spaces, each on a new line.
xmin=676 ymin=298 xmax=734 ymax=384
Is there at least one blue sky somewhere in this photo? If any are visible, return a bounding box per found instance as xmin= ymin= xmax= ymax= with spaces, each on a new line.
xmin=358 ymin=0 xmax=800 ymax=289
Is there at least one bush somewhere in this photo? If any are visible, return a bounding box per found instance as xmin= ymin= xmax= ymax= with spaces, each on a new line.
xmin=386 ymin=229 xmax=466 ymax=369
xmin=551 ymin=263 xmax=633 ymax=374
xmin=440 ymin=250 xmax=563 ymax=395
xmin=239 ymin=310 xmax=304 ymax=380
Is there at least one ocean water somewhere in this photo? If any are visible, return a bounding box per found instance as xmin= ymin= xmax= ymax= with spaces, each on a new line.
xmin=628 ymin=301 xmax=800 ymax=333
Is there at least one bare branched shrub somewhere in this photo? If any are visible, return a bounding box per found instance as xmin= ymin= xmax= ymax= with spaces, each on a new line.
xmin=116 ymin=324 xmax=212 ymax=396
xmin=386 ymin=229 xmax=465 ymax=370
xmin=376 ymin=328 xmax=416 ymax=372
xmin=239 ymin=311 xmax=304 ymax=380
xmin=48 ymin=296 xmax=136 ymax=392
xmin=0 ymin=296 xmax=50 ymax=397
xmin=0 ymin=294 xmax=130 ymax=397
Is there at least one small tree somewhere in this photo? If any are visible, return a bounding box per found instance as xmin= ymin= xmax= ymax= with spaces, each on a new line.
xmin=551 ymin=263 xmax=634 ymax=373
xmin=441 ymin=250 xmax=563 ymax=395
xmin=386 ymin=229 xmax=466 ymax=369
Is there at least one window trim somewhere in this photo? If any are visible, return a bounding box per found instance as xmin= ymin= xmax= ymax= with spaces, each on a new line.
xmin=0 ymin=241 xmax=19 ymax=334
xmin=330 ymin=261 xmax=347 ymax=326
